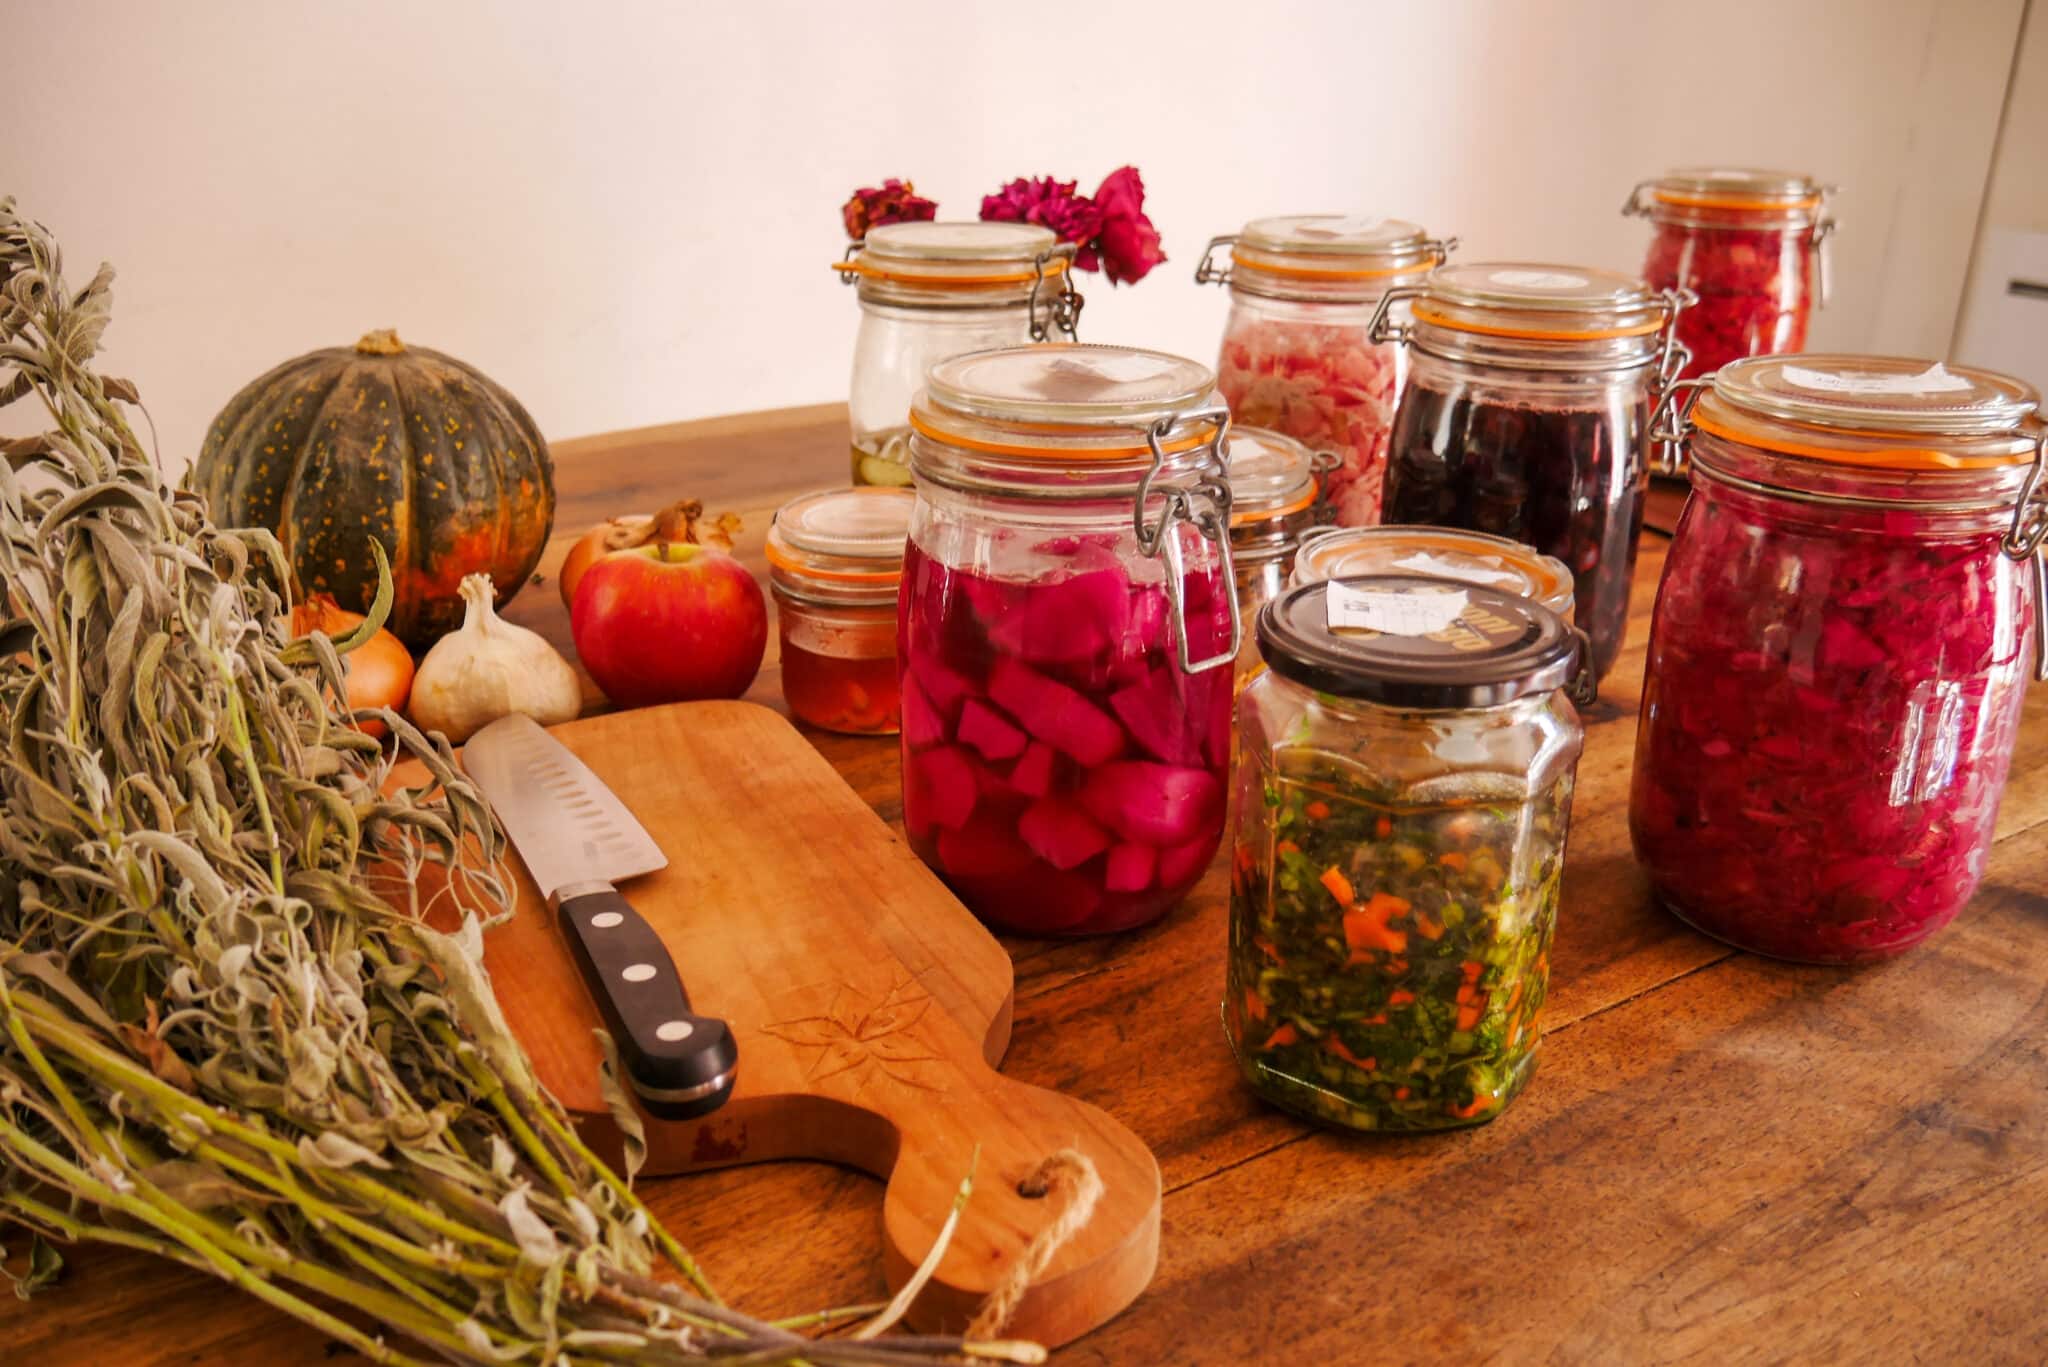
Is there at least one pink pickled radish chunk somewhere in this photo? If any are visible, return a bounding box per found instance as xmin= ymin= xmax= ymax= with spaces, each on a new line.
xmin=936 ymin=813 xmax=1036 ymax=879
xmin=907 ymin=745 xmax=978 ymax=832
xmin=1078 ymin=761 xmax=1222 ymax=847
xmin=957 ymin=699 xmax=1027 ymax=761
xmin=1157 ymin=833 xmax=1218 ymax=888
xmin=1109 ymin=667 xmax=1199 ymax=766
xmin=1018 ymin=797 xmax=1113 ymax=871
xmin=1007 ymin=742 xmax=1058 ymax=797
xmin=986 ymin=568 xmax=1133 ymax=664
xmin=989 ymin=657 xmax=1124 ymax=766
xmin=900 ymin=674 xmax=949 ymax=749
xmin=912 ymin=654 xmax=977 ymax=717
xmin=1105 ymin=843 xmax=1158 ymax=892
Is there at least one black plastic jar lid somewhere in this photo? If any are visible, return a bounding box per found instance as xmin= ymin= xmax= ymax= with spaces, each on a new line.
xmin=1258 ymin=575 xmax=1580 ymax=709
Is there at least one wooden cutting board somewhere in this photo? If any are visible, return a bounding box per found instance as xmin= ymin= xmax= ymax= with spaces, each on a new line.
xmin=450 ymin=701 xmax=1161 ymax=1346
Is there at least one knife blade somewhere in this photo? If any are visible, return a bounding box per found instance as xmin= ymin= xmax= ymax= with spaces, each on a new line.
xmin=463 ymin=713 xmax=737 ymax=1119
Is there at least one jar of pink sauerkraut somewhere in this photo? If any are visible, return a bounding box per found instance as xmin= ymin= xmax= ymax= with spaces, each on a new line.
xmin=1632 ymin=355 xmax=2046 ymax=964
xmin=1196 ymin=216 xmax=1455 ymax=527
xmin=899 ymin=344 xmax=1241 ymax=935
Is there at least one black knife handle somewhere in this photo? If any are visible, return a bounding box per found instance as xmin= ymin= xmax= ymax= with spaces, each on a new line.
xmin=555 ymin=886 xmax=738 ymax=1120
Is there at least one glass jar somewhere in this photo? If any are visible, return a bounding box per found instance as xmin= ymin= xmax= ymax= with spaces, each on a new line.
xmin=1623 ymin=168 xmax=1835 ymax=384
xmin=1228 ymin=576 xmax=1588 ymax=1131
xmin=837 ymin=221 xmax=1082 ymax=487
xmin=1632 ymin=355 xmax=2045 ymax=964
xmin=1197 ymin=215 xmax=1455 ymax=527
xmin=1374 ymin=262 xmax=1692 ymax=684
xmin=899 ymin=344 xmax=1240 ymax=936
xmin=1291 ymin=525 xmax=1576 ymax=624
xmin=1227 ymin=425 xmax=1329 ymax=684
xmin=766 ymin=486 xmax=914 ymax=735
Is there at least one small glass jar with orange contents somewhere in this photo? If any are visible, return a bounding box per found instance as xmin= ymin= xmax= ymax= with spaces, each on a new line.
xmin=1226 ymin=425 xmax=1330 ymax=682
xmin=766 ymin=487 xmax=915 ymax=735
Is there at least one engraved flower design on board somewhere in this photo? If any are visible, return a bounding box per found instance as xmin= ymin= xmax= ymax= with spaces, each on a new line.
xmin=762 ymin=977 xmax=944 ymax=1092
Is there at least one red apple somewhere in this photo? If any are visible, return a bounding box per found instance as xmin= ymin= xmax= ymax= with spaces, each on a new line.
xmin=570 ymin=540 xmax=767 ymax=706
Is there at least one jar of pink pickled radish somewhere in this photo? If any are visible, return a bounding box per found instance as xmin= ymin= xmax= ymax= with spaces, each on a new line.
xmin=899 ymin=344 xmax=1242 ymax=936
xmin=1197 ymin=215 xmax=1455 ymax=527
xmin=1632 ymin=355 xmax=2045 ymax=963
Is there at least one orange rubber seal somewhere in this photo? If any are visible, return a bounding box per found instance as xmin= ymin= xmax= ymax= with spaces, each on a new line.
xmin=1652 ymin=189 xmax=1821 ymax=212
xmin=1692 ymin=408 xmax=2032 ymax=471
xmin=763 ymin=538 xmax=903 ymax=584
xmin=907 ymin=409 xmax=1223 ymax=462
xmin=1229 ymin=485 xmax=1318 ymax=527
xmin=1231 ymin=249 xmax=1434 ymax=283
xmin=1411 ymin=301 xmax=1665 ymax=342
xmin=831 ymin=256 xmax=1068 ymax=287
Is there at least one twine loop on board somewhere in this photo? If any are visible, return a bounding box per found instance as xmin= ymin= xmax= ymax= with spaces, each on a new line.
xmin=966 ymin=1148 xmax=1105 ymax=1341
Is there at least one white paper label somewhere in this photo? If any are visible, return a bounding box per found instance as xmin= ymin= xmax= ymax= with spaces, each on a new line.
xmin=1298 ymin=214 xmax=1389 ymax=240
xmin=1781 ymin=362 xmax=1974 ymax=396
xmin=1050 ymin=350 xmax=1177 ymax=384
xmin=1390 ymin=549 xmax=1522 ymax=590
xmin=1326 ymin=584 xmax=1469 ymax=636
xmin=1489 ymin=269 xmax=1588 ymax=291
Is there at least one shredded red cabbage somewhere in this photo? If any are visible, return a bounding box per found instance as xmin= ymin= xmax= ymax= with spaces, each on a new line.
xmin=1642 ymin=223 xmax=1813 ymax=382
xmin=1629 ymin=483 xmax=2032 ymax=962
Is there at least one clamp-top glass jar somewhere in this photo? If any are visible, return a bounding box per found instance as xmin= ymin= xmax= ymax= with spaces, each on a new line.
xmin=1197 ymin=215 xmax=1455 ymax=527
xmin=1227 ymin=577 xmax=1589 ymax=1131
xmin=1632 ymin=355 xmax=2045 ymax=964
xmin=837 ymin=221 xmax=1082 ymax=488
xmin=767 ymin=486 xmax=914 ymax=736
xmin=1375 ymin=262 xmax=1692 ymax=684
xmin=1623 ymin=168 xmax=1835 ymax=384
xmin=1226 ymin=425 xmax=1330 ymax=683
xmin=900 ymin=344 xmax=1240 ymax=936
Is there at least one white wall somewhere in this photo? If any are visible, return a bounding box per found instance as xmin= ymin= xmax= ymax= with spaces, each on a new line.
xmin=1955 ymin=1 xmax=2048 ymax=391
xmin=3 ymin=0 xmax=2026 ymax=470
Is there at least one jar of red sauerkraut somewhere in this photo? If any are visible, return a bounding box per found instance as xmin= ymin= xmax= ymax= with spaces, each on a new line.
xmin=1374 ymin=263 xmax=1692 ymax=685
xmin=1631 ymin=354 xmax=2046 ymax=964
xmin=1226 ymin=425 xmax=1330 ymax=684
xmin=1623 ymin=169 xmax=1834 ymax=385
xmin=1196 ymin=215 xmax=1455 ymax=527
xmin=837 ymin=222 xmax=1082 ymax=487
xmin=767 ymin=487 xmax=914 ymax=735
xmin=899 ymin=344 xmax=1240 ymax=935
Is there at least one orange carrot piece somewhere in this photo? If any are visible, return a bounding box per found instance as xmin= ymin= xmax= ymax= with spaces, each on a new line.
xmin=1456 ymin=1001 xmax=1484 ymax=1032
xmin=1393 ymin=1087 xmax=1411 ymax=1101
xmin=1326 ymin=1037 xmax=1375 ymax=1070
xmin=1437 ymin=851 xmax=1467 ymax=872
xmin=1374 ymin=816 xmax=1393 ymax=839
xmin=1276 ymin=840 xmax=1301 ymax=857
xmin=1321 ymin=867 xmax=1356 ymax=905
xmin=1244 ymin=988 xmax=1268 ymax=1022
xmin=1388 ymin=990 xmax=1416 ymax=1007
xmin=1447 ymin=1091 xmax=1496 ymax=1118
xmin=1261 ymin=1023 xmax=1298 ymax=1050
xmin=1305 ymin=800 xmax=1331 ymax=820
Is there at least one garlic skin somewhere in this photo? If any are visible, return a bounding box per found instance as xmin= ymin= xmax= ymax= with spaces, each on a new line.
xmin=410 ymin=574 xmax=581 ymax=743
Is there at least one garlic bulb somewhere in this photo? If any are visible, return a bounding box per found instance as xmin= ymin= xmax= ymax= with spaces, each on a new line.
xmin=410 ymin=574 xmax=581 ymax=742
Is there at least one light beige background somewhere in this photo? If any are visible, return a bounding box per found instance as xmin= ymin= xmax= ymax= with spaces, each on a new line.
xmin=3 ymin=0 xmax=2030 ymax=468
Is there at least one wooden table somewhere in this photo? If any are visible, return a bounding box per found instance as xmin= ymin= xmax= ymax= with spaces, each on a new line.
xmin=7 ymin=406 xmax=2047 ymax=1364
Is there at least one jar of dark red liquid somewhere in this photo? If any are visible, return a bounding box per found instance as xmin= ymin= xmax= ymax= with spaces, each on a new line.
xmin=767 ymin=486 xmax=913 ymax=735
xmin=1623 ymin=168 xmax=1834 ymax=384
xmin=1631 ymin=355 xmax=2045 ymax=964
xmin=1196 ymin=215 xmax=1454 ymax=526
xmin=1373 ymin=263 xmax=1692 ymax=684
xmin=899 ymin=344 xmax=1240 ymax=935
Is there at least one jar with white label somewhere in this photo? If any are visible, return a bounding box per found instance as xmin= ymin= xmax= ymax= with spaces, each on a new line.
xmin=1374 ymin=262 xmax=1693 ymax=684
xmin=1291 ymin=525 xmax=1576 ymax=625
xmin=1226 ymin=425 xmax=1330 ymax=683
xmin=1197 ymin=215 xmax=1455 ymax=526
xmin=1632 ymin=354 xmax=2045 ymax=964
xmin=837 ymin=221 xmax=1082 ymax=487
xmin=1227 ymin=576 xmax=1589 ymax=1131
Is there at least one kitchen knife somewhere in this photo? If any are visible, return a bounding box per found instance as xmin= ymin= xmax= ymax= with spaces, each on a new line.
xmin=462 ymin=713 xmax=737 ymax=1119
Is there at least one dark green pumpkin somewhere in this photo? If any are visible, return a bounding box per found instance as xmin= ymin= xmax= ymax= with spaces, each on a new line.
xmin=192 ymin=329 xmax=555 ymax=648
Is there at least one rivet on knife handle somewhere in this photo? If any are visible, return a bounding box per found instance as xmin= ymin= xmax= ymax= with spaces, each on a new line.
xmin=554 ymin=881 xmax=738 ymax=1119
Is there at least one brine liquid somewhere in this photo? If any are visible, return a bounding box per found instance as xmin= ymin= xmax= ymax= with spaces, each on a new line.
xmin=851 ymin=428 xmax=914 ymax=488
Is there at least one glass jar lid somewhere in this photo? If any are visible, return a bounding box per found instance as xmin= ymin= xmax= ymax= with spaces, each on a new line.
xmin=1259 ymin=576 xmax=1580 ymax=709
xmin=914 ymin=343 xmax=1219 ymax=458
xmin=1688 ymin=355 xmax=2041 ymax=469
xmin=765 ymin=486 xmax=913 ymax=601
xmin=1630 ymin=167 xmax=1827 ymax=213
xmin=1290 ymin=526 xmax=1576 ymax=616
xmin=1227 ymin=426 xmax=1321 ymax=526
xmin=1415 ymin=262 xmax=1669 ymax=339
xmin=839 ymin=220 xmax=1063 ymax=286
xmin=1197 ymin=214 xmax=1452 ymax=302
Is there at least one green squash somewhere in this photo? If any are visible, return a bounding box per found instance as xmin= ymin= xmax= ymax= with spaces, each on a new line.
xmin=192 ymin=329 xmax=556 ymax=648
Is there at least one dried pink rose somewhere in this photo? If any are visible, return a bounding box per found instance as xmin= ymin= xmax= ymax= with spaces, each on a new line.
xmin=979 ymin=176 xmax=1106 ymax=267
xmin=843 ymin=179 xmax=937 ymax=240
xmin=1091 ymin=166 xmax=1165 ymax=286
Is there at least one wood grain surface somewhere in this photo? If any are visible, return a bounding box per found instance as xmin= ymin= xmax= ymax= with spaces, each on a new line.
xmin=4 ymin=406 xmax=2044 ymax=1366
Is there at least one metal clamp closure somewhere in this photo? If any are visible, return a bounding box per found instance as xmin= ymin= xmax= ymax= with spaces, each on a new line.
xmin=1309 ymin=449 xmax=1342 ymax=525
xmin=1029 ymin=244 xmax=1083 ymax=342
xmin=2001 ymin=428 xmax=2048 ymax=682
xmin=1135 ymin=404 xmax=1241 ymax=674
xmin=1812 ymin=215 xmax=1837 ymax=309
xmin=836 ymin=241 xmax=864 ymax=285
xmin=1619 ymin=180 xmax=1658 ymax=219
xmin=1194 ymin=234 xmax=1237 ymax=287
xmin=1567 ymin=625 xmax=1599 ymax=707
xmin=1646 ymin=376 xmax=1712 ymax=477
xmin=1367 ymin=285 xmax=1429 ymax=346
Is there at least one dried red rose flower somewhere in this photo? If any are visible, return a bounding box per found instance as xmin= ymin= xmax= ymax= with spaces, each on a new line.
xmin=1090 ymin=166 xmax=1166 ymax=286
xmin=980 ymin=176 xmax=1107 ymax=265
xmin=842 ymin=178 xmax=938 ymax=241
